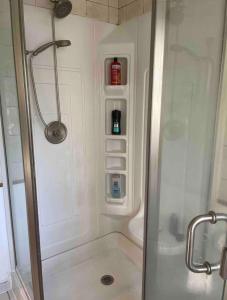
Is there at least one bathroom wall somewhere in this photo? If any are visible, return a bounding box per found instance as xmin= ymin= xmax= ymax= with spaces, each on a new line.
xmin=98 ymin=13 xmax=151 ymax=237
xmin=24 ymin=4 xmax=150 ymax=259
xmin=23 ymin=0 xmax=119 ymax=24
xmin=23 ymin=0 xmax=152 ymax=25
xmin=24 ymin=5 xmax=117 ymax=259
xmin=119 ymin=0 xmax=151 ymax=23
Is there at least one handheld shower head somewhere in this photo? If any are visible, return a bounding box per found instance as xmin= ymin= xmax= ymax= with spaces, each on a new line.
xmin=52 ymin=0 xmax=72 ymax=18
xmin=56 ymin=40 xmax=71 ymax=47
xmin=32 ymin=40 xmax=71 ymax=56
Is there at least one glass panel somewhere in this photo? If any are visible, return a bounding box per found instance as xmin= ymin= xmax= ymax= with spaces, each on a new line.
xmin=146 ymin=0 xmax=227 ymax=299
xmin=0 ymin=0 xmax=34 ymax=297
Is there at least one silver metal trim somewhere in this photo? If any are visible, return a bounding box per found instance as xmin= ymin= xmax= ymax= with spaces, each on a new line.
xmin=9 ymin=0 xmax=44 ymax=299
xmin=143 ymin=0 xmax=166 ymax=299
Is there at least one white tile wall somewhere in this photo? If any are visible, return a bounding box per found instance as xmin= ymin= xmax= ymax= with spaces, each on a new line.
xmin=109 ymin=0 xmax=118 ymax=8
xmin=23 ymin=0 xmax=119 ymax=24
xmin=86 ymin=1 xmax=109 ymax=22
xmin=71 ymin=0 xmax=87 ymax=16
xmin=23 ymin=0 xmax=152 ymax=25
xmin=108 ymin=7 xmax=118 ymax=24
xmin=36 ymin=0 xmax=52 ymax=9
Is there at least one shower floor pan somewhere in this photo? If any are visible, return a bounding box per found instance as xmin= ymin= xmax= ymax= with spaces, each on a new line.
xmin=42 ymin=233 xmax=143 ymax=300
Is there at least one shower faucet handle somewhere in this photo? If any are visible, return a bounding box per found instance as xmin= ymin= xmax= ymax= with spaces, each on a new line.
xmin=220 ymin=247 xmax=227 ymax=280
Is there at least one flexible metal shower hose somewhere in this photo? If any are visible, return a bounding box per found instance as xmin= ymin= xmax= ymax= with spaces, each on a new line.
xmin=28 ymin=12 xmax=62 ymax=127
xmin=29 ymin=55 xmax=48 ymax=127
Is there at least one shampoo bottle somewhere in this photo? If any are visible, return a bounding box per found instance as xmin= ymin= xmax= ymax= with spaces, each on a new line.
xmin=111 ymin=57 xmax=121 ymax=85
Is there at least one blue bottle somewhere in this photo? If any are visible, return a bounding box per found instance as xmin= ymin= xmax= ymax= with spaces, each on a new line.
xmin=111 ymin=174 xmax=121 ymax=198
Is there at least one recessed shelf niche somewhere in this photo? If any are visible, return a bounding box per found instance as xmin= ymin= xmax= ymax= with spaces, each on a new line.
xmin=106 ymin=174 xmax=126 ymax=201
xmin=105 ymin=99 xmax=127 ymax=135
xmin=106 ymin=156 xmax=126 ymax=171
xmin=105 ymin=57 xmax=128 ymax=86
xmin=105 ymin=139 xmax=126 ymax=153
xmin=100 ymin=45 xmax=134 ymax=215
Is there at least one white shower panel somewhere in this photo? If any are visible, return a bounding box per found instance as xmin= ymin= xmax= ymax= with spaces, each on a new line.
xmin=33 ymin=66 xmax=91 ymax=256
xmin=24 ymin=5 xmax=116 ymax=259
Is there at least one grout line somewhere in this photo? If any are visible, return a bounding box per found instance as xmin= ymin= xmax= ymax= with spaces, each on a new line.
xmin=24 ymin=0 xmax=144 ymax=24
xmin=86 ymin=0 xmax=118 ymax=8
xmin=25 ymin=0 xmax=119 ymax=9
xmin=85 ymin=0 xmax=88 ymax=16
xmin=118 ymin=0 xmax=136 ymax=9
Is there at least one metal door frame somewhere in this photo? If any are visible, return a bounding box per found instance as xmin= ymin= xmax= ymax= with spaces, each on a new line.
xmin=9 ymin=0 xmax=44 ymax=299
xmin=143 ymin=0 xmax=167 ymax=298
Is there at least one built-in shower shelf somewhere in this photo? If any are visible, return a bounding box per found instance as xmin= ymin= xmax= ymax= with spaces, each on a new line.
xmin=105 ymin=138 xmax=127 ymax=154
xmin=106 ymin=197 xmax=126 ymax=205
xmin=100 ymin=43 xmax=135 ymax=216
xmin=105 ymin=170 xmax=127 ymax=175
xmin=104 ymin=85 xmax=129 ymax=97
xmin=105 ymin=152 xmax=127 ymax=157
xmin=105 ymin=135 xmax=127 ymax=140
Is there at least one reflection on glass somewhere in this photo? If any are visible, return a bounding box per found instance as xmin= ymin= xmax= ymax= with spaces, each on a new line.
xmin=0 ymin=0 xmax=33 ymax=297
xmin=150 ymin=0 xmax=226 ymax=299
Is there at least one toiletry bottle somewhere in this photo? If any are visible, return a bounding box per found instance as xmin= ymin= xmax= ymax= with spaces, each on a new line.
xmin=111 ymin=57 xmax=121 ymax=85
xmin=112 ymin=110 xmax=121 ymax=135
xmin=111 ymin=174 xmax=122 ymax=198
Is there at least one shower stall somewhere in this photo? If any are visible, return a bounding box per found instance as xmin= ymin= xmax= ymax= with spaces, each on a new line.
xmin=1 ymin=0 xmax=227 ymax=299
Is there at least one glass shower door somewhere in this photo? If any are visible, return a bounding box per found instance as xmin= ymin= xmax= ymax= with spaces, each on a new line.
xmin=144 ymin=0 xmax=227 ymax=299
xmin=0 ymin=0 xmax=43 ymax=299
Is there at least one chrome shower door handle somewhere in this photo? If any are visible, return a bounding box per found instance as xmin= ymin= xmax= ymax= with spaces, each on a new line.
xmin=186 ymin=211 xmax=227 ymax=275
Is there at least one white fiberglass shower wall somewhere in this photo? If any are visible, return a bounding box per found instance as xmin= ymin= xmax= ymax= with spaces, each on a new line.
xmin=23 ymin=4 xmax=150 ymax=261
xmin=23 ymin=4 xmax=151 ymax=299
xmin=25 ymin=5 xmax=115 ymax=258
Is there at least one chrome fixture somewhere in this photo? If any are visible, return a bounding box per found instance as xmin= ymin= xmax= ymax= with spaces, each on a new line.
xmin=28 ymin=40 xmax=70 ymax=144
xmin=31 ymin=40 xmax=71 ymax=56
xmin=186 ymin=211 xmax=227 ymax=276
xmin=50 ymin=0 xmax=72 ymax=18
xmin=27 ymin=2 xmax=72 ymax=144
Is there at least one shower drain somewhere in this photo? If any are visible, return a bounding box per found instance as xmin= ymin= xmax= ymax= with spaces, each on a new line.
xmin=101 ymin=275 xmax=114 ymax=286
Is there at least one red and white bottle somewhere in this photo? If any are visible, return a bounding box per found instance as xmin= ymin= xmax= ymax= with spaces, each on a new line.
xmin=111 ymin=57 xmax=121 ymax=85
